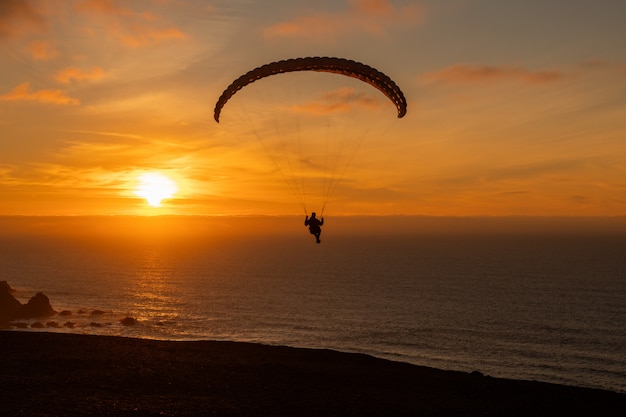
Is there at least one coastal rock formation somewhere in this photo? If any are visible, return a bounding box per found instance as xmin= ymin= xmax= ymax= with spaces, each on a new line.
xmin=0 ymin=281 xmax=56 ymax=323
xmin=0 ymin=281 xmax=22 ymax=323
xmin=1 ymin=281 xmax=15 ymax=293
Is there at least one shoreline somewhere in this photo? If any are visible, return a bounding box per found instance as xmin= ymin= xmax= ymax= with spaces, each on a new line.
xmin=1 ymin=331 xmax=624 ymax=416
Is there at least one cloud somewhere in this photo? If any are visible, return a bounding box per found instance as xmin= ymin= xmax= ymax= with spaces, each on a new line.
xmin=74 ymin=0 xmax=187 ymax=47
xmin=0 ymin=82 xmax=80 ymax=105
xmin=123 ymin=27 xmax=187 ymax=46
xmin=1 ymin=161 xmax=131 ymax=200
xmin=26 ymin=40 xmax=59 ymax=60
xmin=75 ymin=0 xmax=148 ymax=18
xmin=577 ymin=59 xmax=626 ymax=76
xmin=264 ymin=0 xmax=425 ymax=41
xmin=292 ymin=87 xmax=382 ymax=115
xmin=350 ymin=0 xmax=395 ymax=16
xmin=55 ymin=66 xmax=106 ymax=84
xmin=50 ymin=131 xmax=198 ymax=171
xmin=421 ymin=64 xmax=568 ymax=85
xmin=0 ymin=0 xmax=47 ymax=40
xmin=577 ymin=59 xmax=610 ymax=69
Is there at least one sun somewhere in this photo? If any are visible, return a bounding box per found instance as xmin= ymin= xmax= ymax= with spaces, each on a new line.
xmin=135 ymin=173 xmax=179 ymax=207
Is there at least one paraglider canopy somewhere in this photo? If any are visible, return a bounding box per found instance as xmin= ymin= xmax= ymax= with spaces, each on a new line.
xmin=214 ymin=57 xmax=407 ymax=123
xmin=213 ymin=56 xmax=407 ymax=216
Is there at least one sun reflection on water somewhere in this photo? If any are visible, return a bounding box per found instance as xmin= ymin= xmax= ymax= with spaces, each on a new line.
xmin=130 ymin=248 xmax=184 ymax=326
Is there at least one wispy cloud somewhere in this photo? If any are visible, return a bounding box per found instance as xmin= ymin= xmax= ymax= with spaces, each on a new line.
xmin=55 ymin=66 xmax=106 ymax=84
xmin=75 ymin=0 xmax=152 ymax=19
xmin=0 ymin=0 xmax=47 ymax=40
xmin=61 ymin=129 xmax=145 ymax=140
xmin=27 ymin=40 xmax=58 ymax=60
xmin=0 ymin=133 xmax=208 ymax=212
xmin=0 ymin=82 xmax=79 ymax=105
xmin=74 ymin=0 xmax=187 ymax=47
xmin=576 ymin=59 xmax=626 ymax=76
xmin=264 ymin=0 xmax=425 ymax=42
xmin=577 ymin=59 xmax=610 ymax=69
xmin=421 ymin=64 xmax=568 ymax=85
xmin=49 ymin=132 xmax=198 ymax=172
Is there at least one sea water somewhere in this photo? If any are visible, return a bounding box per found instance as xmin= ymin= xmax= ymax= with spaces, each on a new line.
xmin=2 ymin=217 xmax=625 ymax=393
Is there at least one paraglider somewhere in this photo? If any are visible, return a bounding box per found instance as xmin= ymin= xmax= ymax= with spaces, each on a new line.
xmin=304 ymin=212 xmax=324 ymax=244
xmin=213 ymin=57 xmax=407 ymax=242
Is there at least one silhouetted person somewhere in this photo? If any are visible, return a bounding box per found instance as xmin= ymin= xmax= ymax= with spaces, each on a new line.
xmin=304 ymin=212 xmax=324 ymax=243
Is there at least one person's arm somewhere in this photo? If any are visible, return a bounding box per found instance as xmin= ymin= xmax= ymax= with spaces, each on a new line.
xmin=304 ymin=216 xmax=309 ymax=226
xmin=320 ymin=217 xmax=324 ymax=226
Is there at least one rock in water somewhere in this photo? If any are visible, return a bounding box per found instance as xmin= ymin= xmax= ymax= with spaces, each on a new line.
xmin=20 ymin=293 xmax=56 ymax=318
xmin=120 ymin=317 xmax=137 ymax=326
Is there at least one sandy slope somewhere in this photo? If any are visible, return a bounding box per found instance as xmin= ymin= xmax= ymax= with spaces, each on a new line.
xmin=1 ymin=331 xmax=624 ymax=416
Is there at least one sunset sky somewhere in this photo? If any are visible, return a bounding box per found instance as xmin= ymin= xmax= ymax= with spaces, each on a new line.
xmin=1 ymin=0 xmax=625 ymax=216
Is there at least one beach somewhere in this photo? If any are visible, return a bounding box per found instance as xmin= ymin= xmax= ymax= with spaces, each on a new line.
xmin=1 ymin=331 xmax=624 ymax=417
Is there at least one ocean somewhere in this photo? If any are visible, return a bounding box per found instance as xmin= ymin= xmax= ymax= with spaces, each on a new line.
xmin=2 ymin=216 xmax=625 ymax=393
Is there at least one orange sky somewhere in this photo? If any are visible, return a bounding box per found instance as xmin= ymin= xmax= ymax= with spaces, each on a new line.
xmin=1 ymin=0 xmax=626 ymax=216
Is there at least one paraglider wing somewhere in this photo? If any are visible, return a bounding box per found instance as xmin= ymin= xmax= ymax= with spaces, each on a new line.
xmin=213 ymin=56 xmax=407 ymax=123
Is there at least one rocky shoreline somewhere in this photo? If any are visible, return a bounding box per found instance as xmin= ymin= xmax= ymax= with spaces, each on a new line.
xmin=1 ymin=281 xmax=136 ymax=330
